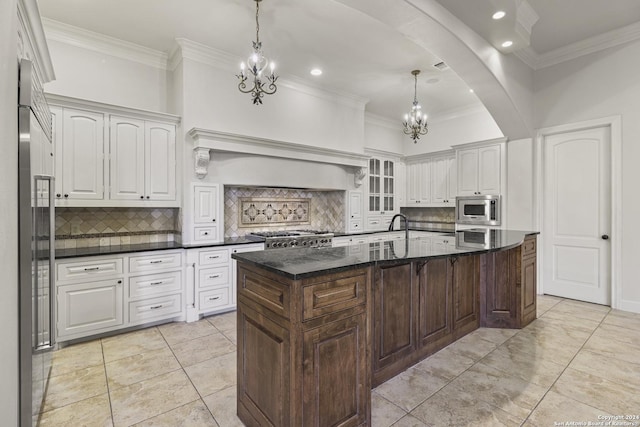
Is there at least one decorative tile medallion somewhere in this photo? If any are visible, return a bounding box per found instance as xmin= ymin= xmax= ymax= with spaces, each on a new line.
xmin=239 ymin=198 xmax=310 ymax=226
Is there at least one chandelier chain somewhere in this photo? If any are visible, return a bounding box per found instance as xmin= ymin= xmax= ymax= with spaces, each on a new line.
xmin=255 ymin=1 xmax=260 ymax=45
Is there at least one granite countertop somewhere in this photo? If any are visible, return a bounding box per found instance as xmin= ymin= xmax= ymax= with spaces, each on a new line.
xmin=56 ymin=236 xmax=260 ymax=259
xmin=232 ymin=229 xmax=539 ymax=280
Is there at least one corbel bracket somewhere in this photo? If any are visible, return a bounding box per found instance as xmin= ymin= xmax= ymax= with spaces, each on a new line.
xmin=194 ymin=147 xmax=211 ymax=179
xmin=354 ymin=167 xmax=367 ymax=188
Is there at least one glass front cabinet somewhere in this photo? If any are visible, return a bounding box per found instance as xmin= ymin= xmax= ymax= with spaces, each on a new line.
xmin=366 ymin=156 xmax=398 ymax=231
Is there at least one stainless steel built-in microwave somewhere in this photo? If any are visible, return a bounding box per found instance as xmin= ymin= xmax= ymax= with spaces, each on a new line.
xmin=455 ymin=195 xmax=501 ymax=226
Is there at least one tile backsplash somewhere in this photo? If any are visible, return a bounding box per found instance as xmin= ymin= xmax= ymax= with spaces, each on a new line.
xmin=401 ymin=206 xmax=455 ymax=229
xmin=224 ymin=187 xmax=345 ymax=237
xmin=55 ymin=207 xmax=180 ymax=249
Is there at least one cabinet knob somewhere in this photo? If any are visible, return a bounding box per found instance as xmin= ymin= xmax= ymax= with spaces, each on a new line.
xmin=64 ymin=194 xmax=69 ymax=198
xmin=146 ymin=196 xmax=150 ymax=199
xmin=203 ymin=232 xmax=209 ymax=235
xmin=140 ymin=196 xmax=144 ymax=199
xmin=56 ymin=193 xmax=61 ymax=198
xmin=602 ymin=234 xmax=609 ymax=240
xmin=212 ymin=219 xmax=216 ymax=222
xmin=117 ymin=280 xmax=122 ymax=284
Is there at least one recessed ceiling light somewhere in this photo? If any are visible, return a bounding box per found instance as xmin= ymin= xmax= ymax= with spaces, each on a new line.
xmin=501 ymin=40 xmax=513 ymax=48
xmin=310 ymin=68 xmax=322 ymax=76
xmin=492 ymin=11 xmax=506 ymax=20
xmin=469 ymin=89 xmax=474 ymax=93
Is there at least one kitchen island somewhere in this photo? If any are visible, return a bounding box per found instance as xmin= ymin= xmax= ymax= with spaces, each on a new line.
xmin=232 ymin=229 xmax=538 ymax=427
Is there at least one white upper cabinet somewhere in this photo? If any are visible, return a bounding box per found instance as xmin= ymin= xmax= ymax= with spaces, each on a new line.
xmin=48 ymin=95 xmax=180 ymax=207
xmin=455 ymin=140 xmax=505 ymax=196
xmin=58 ymin=108 xmax=106 ymax=202
xmin=110 ymin=116 xmax=145 ymax=201
xmin=404 ymin=151 xmax=455 ymax=207
xmin=145 ymin=121 xmax=176 ymax=201
xmin=407 ymin=162 xmax=430 ymax=205
xmin=366 ymin=153 xmax=400 ymax=231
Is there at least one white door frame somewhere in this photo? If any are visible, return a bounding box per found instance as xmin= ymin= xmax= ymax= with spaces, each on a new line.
xmin=534 ymin=116 xmax=622 ymax=308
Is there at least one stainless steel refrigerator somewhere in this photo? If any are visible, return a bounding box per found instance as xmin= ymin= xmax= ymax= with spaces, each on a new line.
xmin=18 ymin=58 xmax=55 ymax=426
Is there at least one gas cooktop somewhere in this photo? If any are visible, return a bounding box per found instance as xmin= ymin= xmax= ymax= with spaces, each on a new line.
xmin=245 ymin=230 xmax=334 ymax=249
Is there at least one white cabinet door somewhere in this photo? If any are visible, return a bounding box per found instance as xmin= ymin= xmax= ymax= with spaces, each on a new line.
xmin=477 ymin=144 xmax=501 ymax=195
xmin=110 ymin=116 xmax=145 ymax=201
xmin=431 ymin=157 xmax=448 ymax=203
xmin=51 ymin=106 xmax=63 ymax=199
xmin=419 ymin=161 xmax=431 ymax=203
xmin=457 ymin=147 xmax=478 ymax=196
xmin=145 ymin=121 xmax=176 ymax=201
xmin=348 ymin=191 xmax=363 ymax=232
xmin=61 ymin=108 xmax=105 ymax=200
xmin=57 ymin=278 xmax=124 ymax=339
xmin=193 ymin=184 xmax=218 ymax=224
xmin=407 ymin=163 xmax=420 ymax=205
xmin=447 ymin=156 xmax=457 ymax=203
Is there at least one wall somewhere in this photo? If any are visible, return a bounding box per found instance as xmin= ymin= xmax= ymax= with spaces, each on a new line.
xmin=0 ymin=0 xmax=19 ymax=424
xmin=43 ymin=38 xmax=169 ymax=113
xmin=364 ymin=114 xmax=405 ymax=155
xmin=55 ymin=208 xmax=179 ymax=249
xmin=181 ymin=57 xmax=366 ymax=153
xmin=404 ymin=106 xmax=504 ymax=156
xmin=534 ymin=39 xmax=640 ymax=312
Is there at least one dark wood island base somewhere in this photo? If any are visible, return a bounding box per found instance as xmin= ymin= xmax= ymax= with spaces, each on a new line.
xmin=234 ymin=232 xmax=537 ymax=427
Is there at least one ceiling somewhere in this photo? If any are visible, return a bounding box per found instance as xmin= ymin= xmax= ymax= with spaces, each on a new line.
xmin=38 ymin=0 xmax=640 ymax=121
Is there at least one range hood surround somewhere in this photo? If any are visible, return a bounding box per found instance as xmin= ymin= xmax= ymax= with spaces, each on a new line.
xmin=189 ymin=128 xmax=369 ymax=187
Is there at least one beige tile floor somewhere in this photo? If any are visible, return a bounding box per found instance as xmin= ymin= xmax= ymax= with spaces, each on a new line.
xmin=37 ymin=295 xmax=640 ymax=426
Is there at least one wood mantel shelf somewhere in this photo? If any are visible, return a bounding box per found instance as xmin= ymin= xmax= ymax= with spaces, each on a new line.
xmin=233 ymin=230 xmax=538 ymax=426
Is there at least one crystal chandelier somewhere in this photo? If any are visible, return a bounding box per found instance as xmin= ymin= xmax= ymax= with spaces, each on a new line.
xmin=236 ymin=0 xmax=278 ymax=105
xmin=402 ymin=70 xmax=428 ymax=143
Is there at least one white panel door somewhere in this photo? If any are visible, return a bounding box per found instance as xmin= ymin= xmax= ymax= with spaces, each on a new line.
xmin=145 ymin=121 xmax=176 ymax=201
xmin=478 ymin=145 xmax=501 ymax=194
xmin=348 ymin=191 xmax=362 ymax=220
xmin=194 ymin=184 xmax=218 ymax=224
xmin=457 ymin=148 xmax=478 ymax=196
xmin=543 ymin=126 xmax=611 ymax=305
xmin=447 ymin=156 xmax=457 ymax=204
xmin=431 ymin=157 xmax=448 ymax=203
xmin=419 ymin=161 xmax=431 ymax=203
xmin=110 ymin=117 xmax=144 ymax=200
xmin=407 ymin=163 xmax=420 ymax=204
xmin=61 ymin=109 xmax=105 ymax=200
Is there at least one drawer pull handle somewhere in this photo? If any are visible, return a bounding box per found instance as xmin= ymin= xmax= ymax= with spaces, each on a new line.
xmin=84 ymin=267 xmax=100 ymax=271
xmin=208 ymin=296 xmax=220 ymax=301
xmin=208 ymin=274 xmax=221 ymax=279
xmin=150 ymin=260 xmax=163 ymax=264
xmin=150 ymin=281 xmax=163 ymax=286
xmin=150 ymin=305 xmax=163 ymax=310
xmin=208 ymin=255 xmax=220 ymax=259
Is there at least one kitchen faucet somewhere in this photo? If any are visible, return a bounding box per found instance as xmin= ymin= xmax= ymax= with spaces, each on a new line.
xmin=389 ymin=213 xmax=409 ymax=241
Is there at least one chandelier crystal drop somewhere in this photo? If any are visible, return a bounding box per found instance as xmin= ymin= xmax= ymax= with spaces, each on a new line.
xmin=236 ymin=0 xmax=278 ymax=105
xmin=402 ymin=70 xmax=428 ymax=143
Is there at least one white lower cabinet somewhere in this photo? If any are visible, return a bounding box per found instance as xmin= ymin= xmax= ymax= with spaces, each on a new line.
xmin=57 ymin=278 xmax=124 ymax=339
xmin=187 ymin=243 xmax=264 ymax=317
xmin=56 ymin=250 xmax=184 ymax=342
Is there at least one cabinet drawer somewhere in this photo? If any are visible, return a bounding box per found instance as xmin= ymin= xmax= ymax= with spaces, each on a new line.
xmin=199 ymin=287 xmax=231 ymax=311
xmin=302 ymin=271 xmax=367 ymax=321
xmin=194 ymin=226 xmax=218 ymax=241
xmin=128 ymin=293 xmax=182 ymax=325
xmin=57 ymin=258 xmax=123 ymax=282
xmin=129 ymin=251 xmax=182 ymax=273
xmin=129 ymin=271 xmax=182 ymax=299
xmin=199 ymin=266 xmax=231 ymax=289
xmin=522 ymin=237 xmax=536 ymax=257
xmin=199 ymin=249 xmax=229 ymax=265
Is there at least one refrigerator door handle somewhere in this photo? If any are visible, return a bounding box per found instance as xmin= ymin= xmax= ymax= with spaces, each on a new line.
xmin=48 ymin=176 xmax=55 ymax=349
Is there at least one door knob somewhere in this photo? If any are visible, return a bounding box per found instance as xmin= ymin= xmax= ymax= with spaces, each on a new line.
xmin=602 ymin=234 xmax=609 ymax=240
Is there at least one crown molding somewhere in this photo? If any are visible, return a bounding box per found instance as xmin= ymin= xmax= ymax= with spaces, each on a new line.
xmin=451 ymin=136 xmax=508 ymax=150
xmin=515 ymin=20 xmax=640 ymax=70
xmin=42 ymin=18 xmax=169 ymax=70
xmin=363 ymin=147 xmax=404 ymax=160
xmin=18 ymin=0 xmax=55 ymax=82
xmin=429 ymin=102 xmax=488 ymax=123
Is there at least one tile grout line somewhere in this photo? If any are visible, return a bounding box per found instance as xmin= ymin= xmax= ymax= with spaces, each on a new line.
xmin=518 ymin=304 xmax=612 ymax=426
xmin=100 ymin=336 xmax=116 ymax=427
